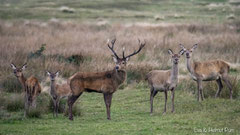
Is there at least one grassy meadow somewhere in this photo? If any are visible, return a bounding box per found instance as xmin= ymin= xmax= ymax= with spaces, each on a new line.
xmin=0 ymin=0 xmax=240 ymax=134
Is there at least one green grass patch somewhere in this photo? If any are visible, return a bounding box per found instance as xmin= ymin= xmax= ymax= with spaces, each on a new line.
xmin=0 ymin=82 xmax=239 ymax=134
xmin=0 ymin=0 xmax=238 ymax=23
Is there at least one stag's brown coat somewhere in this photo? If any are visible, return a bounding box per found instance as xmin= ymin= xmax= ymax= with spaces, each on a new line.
xmin=70 ymin=70 xmax=126 ymax=95
xmin=67 ymin=38 xmax=145 ymax=121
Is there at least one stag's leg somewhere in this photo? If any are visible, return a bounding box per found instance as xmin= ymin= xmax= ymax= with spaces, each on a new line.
xmin=150 ymin=87 xmax=158 ymax=114
xmin=104 ymin=93 xmax=113 ymax=120
xmin=68 ymin=93 xmax=82 ymax=120
xmin=215 ymin=78 xmax=223 ymax=98
xmin=222 ymin=74 xmax=233 ymax=100
xmin=163 ymin=90 xmax=167 ymax=115
xmin=171 ymin=88 xmax=175 ymax=113
xmin=197 ymin=80 xmax=203 ymax=101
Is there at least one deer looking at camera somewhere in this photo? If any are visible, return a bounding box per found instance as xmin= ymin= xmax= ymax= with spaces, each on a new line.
xmin=146 ymin=49 xmax=184 ymax=115
xmin=46 ymin=71 xmax=72 ymax=117
xmin=10 ymin=63 xmax=41 ymax=117
xmin=68 ymin=38 xmax=145 ymax=120
xmin=180 ymin=44 xmax=232 ymax=101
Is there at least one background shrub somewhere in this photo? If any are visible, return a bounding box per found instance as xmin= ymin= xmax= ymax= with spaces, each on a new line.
xmin=6 ymin=94 xmax=24 ymax=112
xmin=1 ymin=76 xmax=22 ymax=93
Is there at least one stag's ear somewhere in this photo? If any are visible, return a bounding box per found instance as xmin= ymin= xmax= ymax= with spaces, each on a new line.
xmin=112 ymin=56 xmax=118 ymax=63
xmin=21 ymin=63 xmax=27 ymax=70
xmin=55 ymin=71 xmax=60 ymax=76
xmin=168 ymin=49 xmax=173 ymax=55
xmin=10 ymin=63 xmax=17 ymax=70
xmin=179 ymin=49 xmax=185 ymax=55
xmin=191 ymin=44 xmax=198 ymax=50
xmin=125 ymin=57 xmax=129 ymax=62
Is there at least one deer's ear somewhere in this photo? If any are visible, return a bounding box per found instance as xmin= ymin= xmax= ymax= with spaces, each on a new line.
xmin=168 ymin=49 xmax=173 ymax=55
xmin=125 ymin=57 xmax=129 ymax=62
xmin=46 ymin=71 xmax=51 ymax=76
xmin=10 ymin=63 xmax=17 ymax=70
xmin=179 ymin=44 xmax=186 ymax=51
xmin=112 ymin=56 xmax=118 ymax=63
xmin=179 ymin=49 xmax=185 ymax=55
xmin=55 ymin=71 xmax=60 ymax=76
xmin=191 ymin=44 xmax=198 ymax=50
xmin=21 ymin=63 xmax=27 ymax=70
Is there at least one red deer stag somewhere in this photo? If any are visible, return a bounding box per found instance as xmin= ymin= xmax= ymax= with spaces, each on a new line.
xmin=146 ymin=49 xmax=184 ymax=115
xmin=180 ymin=44 xmax=232 ymax=101
xmin=68 ymin=38 xmax=145 ymax=120
xmin=46 ymin=71 xmax=72 ymax=117
xmin=10 ymin=63 xmax=41 ymax=117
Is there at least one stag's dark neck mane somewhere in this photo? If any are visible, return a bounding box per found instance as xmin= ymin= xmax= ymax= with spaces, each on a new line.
xmin=113 ymin=69 xmax=127 ymax=86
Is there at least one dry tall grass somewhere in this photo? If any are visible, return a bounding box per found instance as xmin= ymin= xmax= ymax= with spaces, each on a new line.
xmin=0 ymin=20 xmax=240 ymax=89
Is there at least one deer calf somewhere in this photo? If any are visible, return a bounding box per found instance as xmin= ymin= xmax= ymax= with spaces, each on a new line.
xmin=180 ymin=44 xmax=232 ymax=101
xmin=10 ymin=63 xmax=41 ymax=117
xmin=68 ymin=38 xmax=145 ymax=120
xmin=47 ymin=71 xmax=72 ymax=117
xmin=146 ymin=49 xmax=184 ymax=114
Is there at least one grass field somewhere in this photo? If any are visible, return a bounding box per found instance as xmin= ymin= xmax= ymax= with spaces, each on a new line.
xmin=1 ymin=84 xmax=240 ymax=135
xmin=0 ymin=0 xmax=240 ymax=134
xmin=0 ymin=0 xmax=240 ymax=23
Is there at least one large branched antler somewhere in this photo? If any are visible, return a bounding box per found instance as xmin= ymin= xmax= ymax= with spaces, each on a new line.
xmin=107 ymin=38 xmax=120 ymax=59
xmin=123 ymin=39 xmax=145 ymax=60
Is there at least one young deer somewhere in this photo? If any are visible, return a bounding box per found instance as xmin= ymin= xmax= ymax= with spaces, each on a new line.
xmin=10 ymin=63 xmax=41 ymax=117
xmin=68 ymin=38 xmax=145 ymax=120
xmin=146 ymin=49 xmax=184 ymax=115
xmin=46 ymin=71 xmax=72 ymax=117
xmin=180 ymin=44 xmax=232 ymax=101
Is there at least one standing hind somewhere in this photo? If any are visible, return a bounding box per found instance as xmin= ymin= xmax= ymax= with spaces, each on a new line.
xmin=10 ymin=63 xmax=41 ymax=117
xmin=180 ymin=44 xmax=232 ymax=101
xmin=47 ymin=71 xmax=72 ymax=117
xmin=146 ymin=49 xmax=184 ymax=114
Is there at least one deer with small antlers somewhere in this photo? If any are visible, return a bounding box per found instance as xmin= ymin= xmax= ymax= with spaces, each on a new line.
xmin=68 ymin=38 xmax=145 ymax=120
xmin=180 ymin=44 xmax=232 ymax=101
xmin=46 ymin=71 xmax=72 ymax=117
xmin=10 ymin=63 xmax=41 ymax=117
xmin=146 ymin=49 xmax=184 ymax=115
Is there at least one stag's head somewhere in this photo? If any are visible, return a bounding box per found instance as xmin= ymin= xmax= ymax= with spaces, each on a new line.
xmin=168 ymin=49 xmax=184 ymax=64
xmin=107 ymin=38 xmax=145 ymax=71
xmin=10 ymin=63 xmax=27 ymax=78
xmin=46 ymin=71 xmax=59 ymax=81
xmin=179 ymin=44 xmax=198 ymax=59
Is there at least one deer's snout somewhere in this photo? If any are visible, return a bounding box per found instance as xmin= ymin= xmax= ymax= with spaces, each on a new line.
xmin=115 ymin=65 xmax=119 ymax=70
xmin=174 ymin=58 xmax=179 ymax=64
